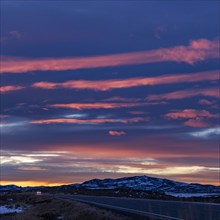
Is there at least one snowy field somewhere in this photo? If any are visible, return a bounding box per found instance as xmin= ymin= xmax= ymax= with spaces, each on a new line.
xmin=0 ymin=205 xmax=23 ymax=214
xmin=165 ymin=193 xmax=220 ymax=198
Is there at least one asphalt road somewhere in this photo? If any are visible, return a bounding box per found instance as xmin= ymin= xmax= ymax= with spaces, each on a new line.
xmin=58 ymin=194 xmax=220 ymax=220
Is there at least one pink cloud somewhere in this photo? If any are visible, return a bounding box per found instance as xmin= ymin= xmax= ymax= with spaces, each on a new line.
xmin=32 ymin=70 xmax=219 ymax=91
xmin=108 ymin=130 xmax=126 ymax=136
xmin=0 ymin=85 xmax=24 ymax=94
xmin=147 ymin=87 xmax=219 ymax=101
xmin=31 ymin=118 xmax=119 ymax=124
xmin=165 ymin=109 xmax=217 ymax=119
xmin=1 ymin=39 xmax=219 ymax=74
xmin=164 ymin=109 xmax=218 ymax=128
xmin=32 ymin=82 xmax=57 ymax=89
xmin=184 ymin=119 xmax=210 ymax=128
xmin=49 ymin=102 xmax=165 ymax=110
xmin=31 ymin=117 xmax=148 ymax=125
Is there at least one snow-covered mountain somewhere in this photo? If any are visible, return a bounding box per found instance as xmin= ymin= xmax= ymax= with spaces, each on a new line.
xmin=80 ymin=175 xmax=220 ymax=194
xmin=1 ymin=176 xmax=220 ymax=197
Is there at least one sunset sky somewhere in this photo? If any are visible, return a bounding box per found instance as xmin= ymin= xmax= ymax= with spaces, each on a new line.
xmin=0 ymin=1 xmax=220 ymax=187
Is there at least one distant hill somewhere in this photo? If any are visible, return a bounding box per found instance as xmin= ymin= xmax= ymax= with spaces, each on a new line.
xmin=0 ymin=184 xmax=22 ymax=192
xmin=80 ymin=175 xmax=220 ymax=197
xmin=1 ymin=175 xmax=220 ymax=198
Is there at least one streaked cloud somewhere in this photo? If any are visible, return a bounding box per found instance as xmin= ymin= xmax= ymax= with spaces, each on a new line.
xmin=49 ymin=101 xmax=165 ymax=110
xmin=147 ymin=87 xmax=219 ymax=101
xmin=30 ymin=117 xmax=149 ymax=125
xmin=17 ymin=167 xmax=48 ymax=171
xmin=64 ymin=113 xmax=88 ymax=119
xmin=1 ymin=39 xmax=219 ymax=74
xmin=1 ymin=150 xmax=64 ymax=165
xmin=165 ymin=109 xmax=218 ymax=128
xmin=189 ymin=127 xmax=220 ymax=138
xmin=112 ymin=165 xmax=213 ymax=175
xmin=0 ymin=85 xmax=24 ymax=94
xmin=184 ymin=119 xmax=210 ymax=128
xmin=1 ymin=70 xmax=218 ymax=95
xmin=108 ymin=130 xmax=126 ymax=136
xmin=1 ymin=155 xmax=42 ymax=164
xmin=32 ymin=70 xmax=219 ymax=91
xmin=3 ymin=148 xmax=219 ymax=185
xmin=0 ymin=121 xmax=28 ymax=133
xmin=1 ymin=2 xmax=219 ymax=187
xmin=165 ymin=109 xmax=217 ymax=119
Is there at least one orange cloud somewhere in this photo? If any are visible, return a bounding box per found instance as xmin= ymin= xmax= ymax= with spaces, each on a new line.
xmin=0 ymin=85 xmax=24 ymax=94
xmin=165 ymin=109 xmax=217 ymax=119
xmin=1 ymin=39 xmax=219 ymax=74
xmin=49 ymin=102 xmax=164 ymax=110
xmin=31 ymin=117 xmax=148 ymax=125
xmin=165 ymin=109 xmax=218 ymax=127
xmin=147 ymin=87 xmax=219 ymax=101
xmin=17 ymin=167 xmax=47 ymax=171
xmin=108 ymin=130 xmax=126 ymax=136
xmin=32 ymin=70 xmax=219 ymax=91
xmin=184 ymin=119 xmax=210 ymax=127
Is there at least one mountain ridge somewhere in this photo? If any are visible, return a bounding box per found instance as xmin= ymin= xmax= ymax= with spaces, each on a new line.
xmin=1 ymin=175 xmax=220 ymax=196
xmin=79 ymin=175 xmax=220 ymax=194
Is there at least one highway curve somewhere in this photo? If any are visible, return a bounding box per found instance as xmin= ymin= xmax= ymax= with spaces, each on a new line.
xmin=57 ymin=194 xmax=220 ymax=220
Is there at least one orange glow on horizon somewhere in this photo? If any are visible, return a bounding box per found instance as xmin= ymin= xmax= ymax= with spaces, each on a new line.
xmin=1 ymin=179 xmax=219 ymax=187
xmin=0 ymin=180 xmax=77 ymax=187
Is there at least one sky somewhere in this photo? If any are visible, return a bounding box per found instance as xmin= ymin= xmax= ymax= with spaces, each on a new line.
xmin=0 ymin=1 xmax=220 ymax=187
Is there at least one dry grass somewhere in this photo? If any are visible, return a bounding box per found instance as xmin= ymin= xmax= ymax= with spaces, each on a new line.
xmin=0 ymin=193 xmax=132 ymax=220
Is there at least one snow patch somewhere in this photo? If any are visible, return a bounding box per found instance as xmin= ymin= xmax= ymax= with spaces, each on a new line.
xmin=0 ymin=205 xmax=23 ymax=214
xmin=165 ymin=193 xmax=220 ymax=198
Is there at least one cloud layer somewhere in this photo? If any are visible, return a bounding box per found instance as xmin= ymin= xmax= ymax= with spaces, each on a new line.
xmin=1 ymin=39 xmax=219 ymax=74
xmin=108 ymin=130 xmax=126 ymax=136
xmin=165 ymin=109 xmax=218 ymax=127
xmin=0 ymin=85 xmax=24 ymax=94
xmin=31 ymin=117 xmax=149 ymax=125
xmin=147 ymin=87 xmax=220 ymax=100
xmin=49 ymin=102 xmax=164 ymax=110
xmin=32 ymin=70 xmax=219 ymax=91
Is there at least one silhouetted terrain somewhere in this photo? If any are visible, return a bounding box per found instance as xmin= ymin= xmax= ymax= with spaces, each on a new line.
xmin=1 ymin=176 xmax=220 ymax=203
